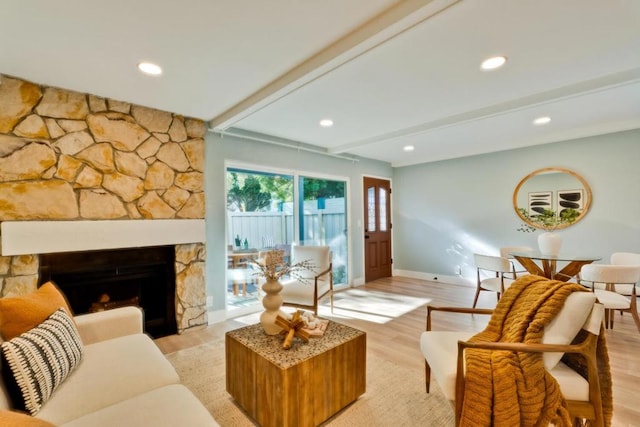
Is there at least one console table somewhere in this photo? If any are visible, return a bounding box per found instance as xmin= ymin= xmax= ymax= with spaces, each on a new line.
xmin=225 ymin=321 xmax=366 ymax=427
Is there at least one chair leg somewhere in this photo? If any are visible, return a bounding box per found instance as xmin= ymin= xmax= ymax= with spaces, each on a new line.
xmin=604 ymin=308 xmax=612 ymax=329
xmin=630 ymin=309 xmax=640 ymax=333
xmin=330 ymin=291 xmax=334 ymax=314
xmin=629 ymin=298 xmax=640 ymax=333
xmin=472 ymin=287 xmax=481 ymax=308
xmin=425 ymin=361 xmax=431 ymax=393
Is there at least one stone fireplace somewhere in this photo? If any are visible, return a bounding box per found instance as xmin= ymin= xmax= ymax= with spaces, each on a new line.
xmin=0 ymin=75 xmax=208 ymax=334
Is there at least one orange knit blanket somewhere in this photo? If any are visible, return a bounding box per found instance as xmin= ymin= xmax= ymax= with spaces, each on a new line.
xmin=459 ymin=275 xmax=603 ymax=427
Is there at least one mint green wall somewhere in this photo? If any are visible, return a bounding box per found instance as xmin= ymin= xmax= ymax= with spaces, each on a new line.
xmin=392 ymin=129 xmax=640 ymax=280
xmin=204 ymin=133 xmax=392 ymax=312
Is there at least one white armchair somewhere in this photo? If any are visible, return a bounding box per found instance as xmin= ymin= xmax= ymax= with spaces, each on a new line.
xmin=279 ymin=245 xmax=333 ymax=315
xmin=420 ymin=277 xmax=610 ymax=426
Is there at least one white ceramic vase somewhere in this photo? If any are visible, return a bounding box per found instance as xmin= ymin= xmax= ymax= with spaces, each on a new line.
xmin=537 ymin=232 xmax=562 ymax=256
xmin=260 ymin=278 xmax=285 ymax=335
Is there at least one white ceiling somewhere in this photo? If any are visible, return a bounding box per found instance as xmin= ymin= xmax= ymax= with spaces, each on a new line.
xmin=2 ymin=0 xmax=639 ymax=166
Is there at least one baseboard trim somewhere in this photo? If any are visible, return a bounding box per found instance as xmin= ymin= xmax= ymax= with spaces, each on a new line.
xmin=207 ymin=309 xmax=227 ymax=325
xmin=393 ymin=269 xmax=474 ymax=287
xmin=352 ymin=277 xmax=365 ymax=286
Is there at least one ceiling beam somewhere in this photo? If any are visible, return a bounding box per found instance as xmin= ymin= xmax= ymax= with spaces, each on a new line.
xmin=209 ymin=0 xmax=461 ymax=131
xmin=329 ymin=67 xmax=640 ymax=154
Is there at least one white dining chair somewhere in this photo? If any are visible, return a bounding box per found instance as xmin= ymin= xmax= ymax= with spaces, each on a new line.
xmin=500 ymin=246 xmax=533 ymax=279
xmin=610 ymin=252 xmax=640 ymax=295
xmin=472 ymin=254 xmax=514 ymax=308
xmin=580 ymin=264 xmax=640 ymax=332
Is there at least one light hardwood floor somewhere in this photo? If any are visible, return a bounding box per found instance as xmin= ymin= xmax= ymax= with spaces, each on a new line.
xmin=155 ymin=276 xmax=640 ymax=426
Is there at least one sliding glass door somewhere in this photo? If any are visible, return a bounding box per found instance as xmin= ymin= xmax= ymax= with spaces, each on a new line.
xmin=225 ymin=166 xmax=348 ymax=313
xmin=299 ymin=176 xmax=348 ymax=287
xmin=226 ymin=168 xmax=293 ymax=311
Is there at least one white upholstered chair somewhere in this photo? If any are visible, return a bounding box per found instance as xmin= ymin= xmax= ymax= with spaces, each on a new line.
xmin=580 ymin=264 xmax=640 ymax=332
xmin=500 ymin=246 xmax=533 ymax=278
xmin=472 ymin=254 xmax=514 ymax=308
xmin=610 ymin=252 xmax=640 ymax=295
xmin=420 ymin=288 xmax=606 ymax=426
xmin=279 ymin=245 xmax=333 ymax=315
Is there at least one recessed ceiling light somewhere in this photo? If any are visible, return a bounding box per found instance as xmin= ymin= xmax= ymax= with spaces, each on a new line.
xmin=137 ymin=62 xmax=163 ymax=76
xmin=403 ymin=145 xmax=415 ymax=152
xmin=319 ymin=119 xmax=334 ymax=127
xmin=533 ymin=116 xmax=551 ymax=125
xmin=481 ymin=56 xmax=507 ymax=71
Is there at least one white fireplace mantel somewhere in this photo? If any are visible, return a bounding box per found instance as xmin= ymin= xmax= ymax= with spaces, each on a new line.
xmin=1 ymin=219 xmax=205 ymax=256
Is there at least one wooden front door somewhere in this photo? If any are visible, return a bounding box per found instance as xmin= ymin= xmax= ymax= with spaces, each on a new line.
xmin=363 ymin=177 xmax=392 ymax=282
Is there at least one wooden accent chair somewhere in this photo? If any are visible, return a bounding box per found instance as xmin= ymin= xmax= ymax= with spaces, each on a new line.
xmin=279 ymin=245 xmax=333 ymax=315
xmin=420 ymin=282 xmax=607 ymax=426
xmin=472 ymin=254 xmax=515 ymax=308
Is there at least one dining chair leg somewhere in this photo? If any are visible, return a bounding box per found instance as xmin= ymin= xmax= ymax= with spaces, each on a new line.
xmin=425 ymin=361 xmax=431 ymax=393
xmin=472 ymin=287 xmax=481 ymax=308
xmin=630 ymin=298 xmax=640 ymax=332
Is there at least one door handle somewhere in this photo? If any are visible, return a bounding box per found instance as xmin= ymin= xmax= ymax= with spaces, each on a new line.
xmin=364 ymin=235 xmax=370 ymax=239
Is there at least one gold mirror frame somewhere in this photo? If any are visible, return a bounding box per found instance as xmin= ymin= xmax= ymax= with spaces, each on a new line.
xmin=513 ymin=167 xmax=592 ymax=231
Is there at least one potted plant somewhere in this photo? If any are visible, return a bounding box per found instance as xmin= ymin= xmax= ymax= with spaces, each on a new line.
xmin=517 ymin=208 xmax=580 ymax=255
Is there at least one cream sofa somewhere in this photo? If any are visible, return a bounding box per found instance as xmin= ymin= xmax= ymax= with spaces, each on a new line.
xmin=0 ymin=306 xmax=218 ymax=427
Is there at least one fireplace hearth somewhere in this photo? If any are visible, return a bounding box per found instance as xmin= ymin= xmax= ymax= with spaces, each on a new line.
xmin=39 ymin=246 xmax=177 ymax=338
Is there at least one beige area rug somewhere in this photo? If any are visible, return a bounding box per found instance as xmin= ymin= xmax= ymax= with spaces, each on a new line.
xmin=165 ymin=340 xmax=454 ymax=427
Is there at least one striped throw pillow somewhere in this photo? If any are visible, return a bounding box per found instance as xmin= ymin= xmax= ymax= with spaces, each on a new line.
xmin=1 ymin=308 xmax=84 ymax=415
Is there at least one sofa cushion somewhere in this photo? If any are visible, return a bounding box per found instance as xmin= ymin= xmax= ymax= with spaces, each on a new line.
xmin=58 ymin=384 xmax=219 ymax=427
xmin=36 ymin=333 xmax=179 ymax=425
xmin=0 ymin=410 xmax=56 ymax=426
xmin=0 ymin=281 xmax=73 ymax=341
xmin=1 ymin=308 xmax=84 ymax=415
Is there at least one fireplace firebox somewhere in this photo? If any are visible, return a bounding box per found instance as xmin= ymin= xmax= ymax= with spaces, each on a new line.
xmin=39 ymin=246 xmax=177 ymax=338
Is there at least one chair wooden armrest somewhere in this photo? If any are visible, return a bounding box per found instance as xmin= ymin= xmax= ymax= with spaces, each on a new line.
xmin=426 ymin=305 xmax=493 ymax=331
xmin=314 ymin=265 xmax=332 ymax=280
xmin=457 ymin=336 xmax=594 ymax=354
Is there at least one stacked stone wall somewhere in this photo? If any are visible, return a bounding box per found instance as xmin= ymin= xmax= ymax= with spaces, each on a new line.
xmin=0 ymin=75 xmax=207 ymax=332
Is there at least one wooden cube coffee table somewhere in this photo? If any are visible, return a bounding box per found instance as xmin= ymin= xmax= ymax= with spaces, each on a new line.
xmin=225 ymin=321 xmax=366 ymax=427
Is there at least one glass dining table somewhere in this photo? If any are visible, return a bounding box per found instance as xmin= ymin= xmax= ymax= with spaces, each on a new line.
xmin=509 ymin=251 xmax=602 ymax=281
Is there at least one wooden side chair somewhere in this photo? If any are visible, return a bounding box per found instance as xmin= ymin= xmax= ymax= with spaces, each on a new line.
xmin=279 ymin=245 xmax=333 ymax=315
xmin=420 ymin=281 xmax=608 ymax=426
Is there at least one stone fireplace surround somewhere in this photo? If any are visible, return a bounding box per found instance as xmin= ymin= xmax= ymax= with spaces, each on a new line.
xmin=0 ymin=75 xmax=209 ymax=333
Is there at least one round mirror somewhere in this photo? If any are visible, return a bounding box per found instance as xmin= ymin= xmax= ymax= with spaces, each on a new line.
xmin=513 ymin=167 xmax=592 ymax=230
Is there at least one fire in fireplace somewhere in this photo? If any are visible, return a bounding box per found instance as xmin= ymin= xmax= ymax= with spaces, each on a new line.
xmin=39 ymin=246 xmax=177 ymax=338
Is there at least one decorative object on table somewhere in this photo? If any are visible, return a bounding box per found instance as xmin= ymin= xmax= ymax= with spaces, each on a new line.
xmin=275 ymin=311 xmax=309 ymax=349
xmin=235 ymin=235 xmax=241 ymax=248
xmin=517 ymin=208 xmax=580 ymax=256
xmin=243 ymin=238 xmax=249 ymax=249
xmin=250 ymin=251 xmax=314 ymax=335
xmin=300 ymin=310 xmax=329 ymax=337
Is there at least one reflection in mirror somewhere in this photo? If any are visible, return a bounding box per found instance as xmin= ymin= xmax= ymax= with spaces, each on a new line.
xmin=513 ymin=167 xmax=592 ymax=230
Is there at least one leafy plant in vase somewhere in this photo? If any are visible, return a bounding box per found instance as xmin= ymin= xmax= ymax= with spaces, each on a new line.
xmin=249 ymin=251 xmax=314 ymax=335
xmin=517 ymin=208 xmax=579 ymax=256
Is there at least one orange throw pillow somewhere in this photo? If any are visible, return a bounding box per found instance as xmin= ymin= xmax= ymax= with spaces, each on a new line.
xmin=0 ymin=281 xmax=73 ymax=341
xmin=0 ymin=410 xmax=56 ymax=426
